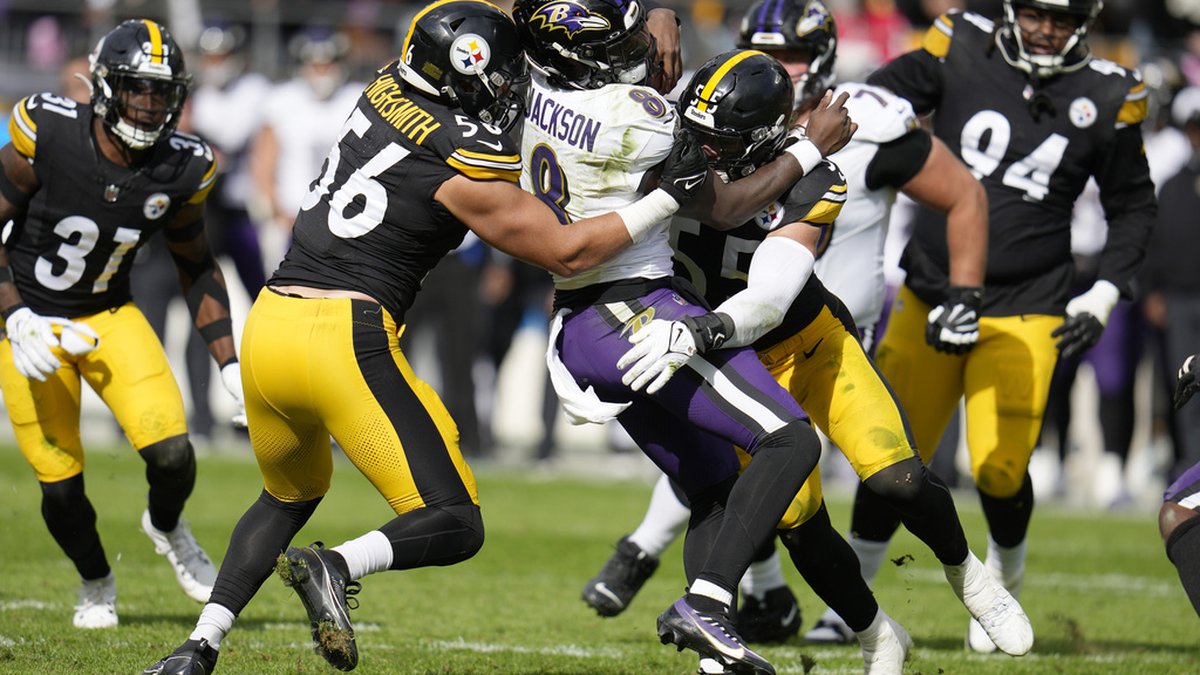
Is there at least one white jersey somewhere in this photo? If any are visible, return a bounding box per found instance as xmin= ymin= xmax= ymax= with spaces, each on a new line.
xmin=810 ymin=81 xmax=920 ymax=329
xmin=260 ymin=79 xmax=364 ymax=217
xmin=190 ymin=72 xmax=271 ymax=207
xmin=521 ymin=73 xmax=676 ymax=290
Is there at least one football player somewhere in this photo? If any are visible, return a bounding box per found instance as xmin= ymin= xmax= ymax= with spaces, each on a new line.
xmin=143 ymin=2 xmax=712 ymax=673
xmin=589 ymin=1 xmax=1031 ymax=661
xmin=0 ymin=20 xmax=244 ymax=629
xmin=846 ymin=0 xmax=1156 ymax=652
xmin=513 ymin=1 xmax=854 ymax=671
xmin=1165 ymin=355 xmax=1200 ymax=618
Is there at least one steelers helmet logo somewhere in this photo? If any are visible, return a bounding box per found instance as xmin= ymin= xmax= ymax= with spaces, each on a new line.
xmin=1069 ymin=97 xmax=1097 ymax=129
xmin=450 ymin=34 xmax=491 ymax=75
xmin=143 ymin=192 xmax=171 ymax=220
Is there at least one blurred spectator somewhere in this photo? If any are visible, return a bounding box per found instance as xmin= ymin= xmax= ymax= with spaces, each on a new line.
xmin=1145 ymin=88 xmax=1200 ymax=479
xmin=836 ymin=0 xmax=912 ymax=78
xmin=248 ymin=26 xmax=363 ymax=268
xmin=190 ymin=22 xmax=269 ymax=296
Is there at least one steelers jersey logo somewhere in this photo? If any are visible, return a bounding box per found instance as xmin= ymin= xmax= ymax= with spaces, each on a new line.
xmin=1069 ymin=97 xmax=1097 ymax=129
xmin=754 ymin=201 xmax=786 ymax=231
xmin=143 ymin=192 xmax=171 ymax=220
xmin=450 ymin=34 xmax=491 ymax=75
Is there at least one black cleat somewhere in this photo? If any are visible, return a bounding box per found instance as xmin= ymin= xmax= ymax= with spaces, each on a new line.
xmin=581 ymin=536 xmax=659 ymax=617
xmin=735 ymin=586 xmax=801 ymax=644
xmin=276 ymin=542 xmax=361 ymax=671
xmin=143 ymin=638 xmax=219 ymax=675
xmin=657 ymin=597 xmax=775 ymax=675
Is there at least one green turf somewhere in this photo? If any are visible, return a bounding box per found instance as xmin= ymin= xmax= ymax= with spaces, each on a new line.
xmin=0 ymin=444 xmax=1197 ymax=674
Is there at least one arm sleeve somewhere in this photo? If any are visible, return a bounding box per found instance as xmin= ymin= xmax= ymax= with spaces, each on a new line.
xmin=714 ymin=236 xmax=815 ymax=348
xmin=1094 ymin=125 xmax=1157 ymax=297
xmin=864 ymin=129 xmax=933 ymax=191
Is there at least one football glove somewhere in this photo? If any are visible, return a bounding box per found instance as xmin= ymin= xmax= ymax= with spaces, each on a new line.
xmin=5 ymin=307 xmax=62 ymax=381
xmin=657 ymin=126 xmax=709 ymax=204
xmin=1176 ymin=355 xmax=1200 ymax=410
xmin=46 ymin=317 xmax=100 ymax=356
xmin=618 ymin=313 xmax=733 ymax=394
xmin=220 ymin=361 xmax=248 ymax=429
xmin=1052 ymin=280 xmax=1120 ymax=359
xmin=925 ymin=286 xmax=983 ymax=355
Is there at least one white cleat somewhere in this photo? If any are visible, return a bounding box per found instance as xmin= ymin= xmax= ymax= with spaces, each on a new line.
xmin=141 ymin=509 xmax=217 ymax=603
xmin=74 ymin=572 xmax=118 ymax=629
xmin=858 ymin=612 xmax=912 ymax=675
xmin=948 ymin=553 xmax=1032 ymax=656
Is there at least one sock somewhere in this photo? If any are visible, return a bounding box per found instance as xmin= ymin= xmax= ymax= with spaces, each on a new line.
xmin=854 ymin=608 xmax=887 ymax=641
xmin=986 ymin=536 xmax=1027 ymax=594
xmin=943 ymin=550 xmax=984 ymax=600
xmin=740 ymin=550 xmax=787 ymax=599
xmin=189 ymin=603 xmax=236 ymax=649
xmin=1166 ymin=516 xmax=1200 ymax=616
xmin=687 ymin=577 xmax=734 ymax=614
xmin=848 ymin=535 xmax=890 ymax=587
xmin=333 ymin=530 xmax=394 ymax=580
xmin=628 ymin=474 xmax=691 ymax=557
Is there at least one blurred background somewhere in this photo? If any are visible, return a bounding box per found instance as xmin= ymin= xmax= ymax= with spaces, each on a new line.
xmin=1 ymin=0 xmax=1199 ymax=515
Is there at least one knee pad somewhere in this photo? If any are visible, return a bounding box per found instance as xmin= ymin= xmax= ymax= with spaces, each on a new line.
xmin=863 ymin=457 xmax=926 ymax=503
xmin=976 ymin=461 xmax=1025 ymax=498
xmin=41 ymin=474 xmax=87 ymax=516
xmin=439 ymin=503 xmax=486 ymax=563
xmin=140 ymin=434 xmax=195 ymax=473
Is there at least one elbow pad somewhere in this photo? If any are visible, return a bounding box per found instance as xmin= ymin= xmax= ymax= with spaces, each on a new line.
xmin=714 ymin=236 xmax=815 ymax=348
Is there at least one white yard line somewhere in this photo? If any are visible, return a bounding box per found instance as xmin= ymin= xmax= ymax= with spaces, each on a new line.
xmin=898 ymin=568 xmax=1176 ymax=596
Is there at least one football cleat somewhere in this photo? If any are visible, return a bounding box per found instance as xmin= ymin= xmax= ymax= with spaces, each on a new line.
xmin=142 ymin=509 xmax=217 ymax=603
xmin=142 ymin=638 xmax=219 ymax=675
xmin=73 ymin=572 xmax=118 ymax=629
xmin=277 ymin=542 xmax=362 ymax=671
xmin=735 ymin=586 xmax=801 ymax=643
xmin=949 ymin=553 xmax=1032 ymax=656
xmin=804 ymin=613 xmax=854 ymax=644
xmin=581 ymin=535 xmax=659 ymax=617
xmin=859 ymin=612 xmax=912 ymax=675
xmin=657 ymin=597 xmax=775 ymax=675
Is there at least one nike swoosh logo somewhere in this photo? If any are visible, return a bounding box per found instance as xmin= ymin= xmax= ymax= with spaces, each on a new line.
xmin=592 ymin=582 xmax=624 ymax=608
xmin=780 ymin=604 xmax=798 ymax=627
xmin=680 ymin=174 xmax=705 ymax=192
xmin=802 ymin=337 xmax=824 ymax=359
xmin=477 ymin=139 xmax=505 ymax=152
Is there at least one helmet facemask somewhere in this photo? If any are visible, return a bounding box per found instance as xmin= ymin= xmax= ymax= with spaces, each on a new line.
xmin=1000 ymin=0 xmax=1101 ymax=79
xmin=690 ymin=116 xmax=788 ymax=180
xmin=448 ymin=58 xmax=531 ymax=132
xmin=93 ymin=68 xmax=189 ymax=150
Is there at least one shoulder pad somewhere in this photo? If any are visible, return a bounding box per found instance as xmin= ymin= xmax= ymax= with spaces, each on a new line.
xmin=8 ymin=93 xmax=82 ymax=160
xmin=443 ymin=119 xmax=521 ymax=183
xmin=620 ymin=85 xmax=675 ymax=124
xmin=782 ymin=159 xmax=847 ymax=227
xmin=836 ymin=83 xmax=918 ymax=144
xmin=164 ymin=132 xmax=218 ymax=205
xmin=1086 ymin=60 xmax=1148 ymax=128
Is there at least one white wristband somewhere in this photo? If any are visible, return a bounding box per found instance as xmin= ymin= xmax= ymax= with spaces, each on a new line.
xmin=614 ymin=188 xmax=680 ymax=244
xmin=783 ymin=138 xmax=823 ymax=175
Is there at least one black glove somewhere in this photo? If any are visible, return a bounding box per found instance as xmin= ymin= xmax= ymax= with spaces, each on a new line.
xmin=681 ymin=312 xmax=735 ymax=354
xmin=925 ymin=286 xmax=982 ymax=355
xmin=657 ymin=126 xmax=709 ymax=204
xmin=1176 ymin=355 xmax=1200 ymax=410
xmin=1051 ymin=313 xmax=1103 ymax=359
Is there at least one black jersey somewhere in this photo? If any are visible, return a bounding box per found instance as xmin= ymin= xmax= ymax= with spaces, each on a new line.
xmin=867 ymin=11 xmax=1156 ymax=316
xmin=671 ymin=160 xmax=848 ymax=351
xmin=5 ymin=93 xmax=216 ymax=318
xmin=270 ymin=62 xmax=521 ymax=325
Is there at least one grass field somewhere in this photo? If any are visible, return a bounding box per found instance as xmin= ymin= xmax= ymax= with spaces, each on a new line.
xmin=0 ymin=444 xmax=1197 ymax=674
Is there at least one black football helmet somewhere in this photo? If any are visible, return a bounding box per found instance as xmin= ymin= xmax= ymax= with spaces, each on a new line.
xmin=90 ymin=19 xmax=191 ymax=150
xmin=398 ymin=0 xmax=529 ymax=132
xmin=999 ymin=0 xmax=1102 ymax=78
xmin=678 ymin=50 xmax=793 ymax=179
xmin=513 ymin=0 xmax=657 ymax=90
xmin=738 ymin=0 xmax=837 ymax=108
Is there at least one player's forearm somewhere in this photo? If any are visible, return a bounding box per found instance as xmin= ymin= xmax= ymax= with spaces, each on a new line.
xmin=712 ymin=236 xmax=814 ymax=348
xmin=174 ymin=256 xmax=237 ymax=366
xmin=691 ymin=154 xmax=804 ymax=229
xmin=945 ymin=180 xmax=987 ymax=288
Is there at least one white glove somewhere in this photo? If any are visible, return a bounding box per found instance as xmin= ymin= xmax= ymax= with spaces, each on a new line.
xmin=1064 ymin=279 xmax=1120 ymax=325
xmin=220 ymin=361 xmax=248 ymax=429
xmin=5 ymin=307 xmax=62 ymax=381
xmin=617 ymin=319 xmax=697 ymax=394
xmin=45 ymin=318 xmax=100 ymax=355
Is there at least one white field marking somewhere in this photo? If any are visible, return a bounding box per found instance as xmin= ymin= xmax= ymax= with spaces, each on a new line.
xmin=0 ymin=635 xmax=18 ymax=647
xmin=899 ymin=568 xmax=1176 ymax=596
xmin=425 ymin=637 xmax=626 ymax=660
xmin=0 ymin=600 xmax=57 ymax=611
